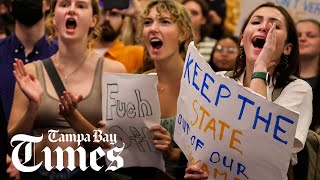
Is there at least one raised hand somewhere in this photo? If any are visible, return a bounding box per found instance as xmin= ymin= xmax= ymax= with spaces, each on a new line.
xmin=150 ymin=124 xmax=172 ymax=155
xmin=255 ymin=23 xmax=278 ymax=70
xmin=59 ymin=91 xmax=83 ymax=117
xmin=59 ymin=92 xmax=111 ymax=149
xmin=13 ymin=59 xmax=43 ymax=105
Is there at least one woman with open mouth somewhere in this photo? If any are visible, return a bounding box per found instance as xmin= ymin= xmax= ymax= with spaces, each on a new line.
xmin=185 ymin=2 xmax=312 ymax=180
xmin=8 ymin=0 xmax=127 ymax=179
xmin=139 ymin=0 xmax=195 ymax=179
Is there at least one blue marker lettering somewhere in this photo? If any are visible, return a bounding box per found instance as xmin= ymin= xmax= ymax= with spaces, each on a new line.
xmin=192 ymin=62 xmax=202 ymax=91
xmin=210 ymin=152 xmax=220 ymax=163
xmin=222 ymin=156 xmax=234 ymax=172
xmin=237 ymin=94 xmax=255 ymax=120
xmin=215 ymin=84 xmax=231 ymax=106
xmin=253 ymin=106 xmax=272 ymax=132
xmin=200 ymin=73 xmax=215 ymax=103
xmin=183 ymin=52 xmax=194 ymax=83
xmin=237 ymin=163 xmax=248 ymax=179
xmin=195 ymin=138 xmax=204 ymax=151
xmin=178 ymin=114 xmax=182 ymax=124
xmin=273 ymin=115 xmax=294 ymax=145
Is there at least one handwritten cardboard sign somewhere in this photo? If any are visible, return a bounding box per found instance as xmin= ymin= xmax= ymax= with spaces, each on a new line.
xmin=102 ymin=73 xmax=165 ymax=171
xmin=174 ymin=42 xmax=299 ymax=180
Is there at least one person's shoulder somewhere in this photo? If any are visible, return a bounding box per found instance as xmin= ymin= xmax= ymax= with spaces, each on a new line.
xmin=0 ymin=38 xmax=7 ymax=51
xmin=102 ymin=57 xmax=127 ymax=73
xmin=284 ymin=78 xmax=313 ymax=94
xmin=121 ymin=44 xmax=145 ymax=62
xmin=0 ymin=35 xmax=13 ymax=47
xmin=113 ymin=39 xmax=143 ymax=51
xmin=41 ymin=36 xmax=58 ymax=50
xmin=215 ymin=70 xmax=234 ymax=79
xmin=290 ymin=78 xmax=312 ymax=88
xmin=199 ymin=36 xmax=217 ymax=45
xmin=125 ymin=44 xmax=144 ymax=48
xmin=203 ymin=36 xmax=217 ymax=42
xmin=216 ymin=70 xmax=228 ymax=76
xmin=0 ymin=38 xmax=6 ymax=46
xmin=48 ymin=39 xmax=58 ymax=49
xmin=123 ymin=44 xmax=144 ymax=52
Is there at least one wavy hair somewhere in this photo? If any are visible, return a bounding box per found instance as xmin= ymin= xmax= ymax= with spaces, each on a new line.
xmin=138 ymin=0 xmax=195 ymax=59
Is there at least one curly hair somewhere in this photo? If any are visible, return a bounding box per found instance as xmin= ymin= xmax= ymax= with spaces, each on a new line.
xmin=138 ymin=0 xmax=195 ymax=59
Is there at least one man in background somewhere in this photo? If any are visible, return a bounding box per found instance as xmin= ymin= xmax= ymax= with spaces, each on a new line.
xmin=0 ymin=0 xmax=58 ymax=122
xmin=94 ymin=0 xmax=144 ymax=73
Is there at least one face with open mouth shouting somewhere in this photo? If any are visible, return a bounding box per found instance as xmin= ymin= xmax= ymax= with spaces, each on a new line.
xmin=53 ymin=0 xmax=97 ymax=41
xmin=241 ymin=7 xmax=292 ymax=65
xmin=143 ymin=7 xmax=181 ymax=61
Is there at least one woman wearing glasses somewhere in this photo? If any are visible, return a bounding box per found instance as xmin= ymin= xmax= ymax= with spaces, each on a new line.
xmin=208 ymin=35 xmax=239 ymax=71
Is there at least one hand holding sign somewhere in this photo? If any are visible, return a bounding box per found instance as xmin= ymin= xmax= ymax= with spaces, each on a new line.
xmin=175 ymin=42 xmax=299 ymax=180
xmin=185 ymin=165 xmax=208 ymax=180
xmin=102 ymin=73 xmax=165 ymax=171
xmin=150 ymin=124 xmax=172 ymax=155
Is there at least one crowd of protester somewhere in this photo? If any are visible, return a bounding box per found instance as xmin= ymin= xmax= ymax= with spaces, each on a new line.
xmin=0 ymin=0 xmax=319 ymax=179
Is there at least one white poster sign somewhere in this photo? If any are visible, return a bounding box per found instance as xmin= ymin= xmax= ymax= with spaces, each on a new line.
xmin=102 ymin=73 xmax=165 ymax=171
xmin=174 ymin=42 xmax=299 ymax=180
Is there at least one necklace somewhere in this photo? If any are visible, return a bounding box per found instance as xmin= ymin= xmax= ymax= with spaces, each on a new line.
xmin=55 ymin=52 xmax=89 ymax=85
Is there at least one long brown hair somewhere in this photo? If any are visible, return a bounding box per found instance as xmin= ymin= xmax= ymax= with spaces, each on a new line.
xmin=182 ymin=0 xmax=211 ymax=42
xmin=232 ymin=2 xmax=299 ymax=89
xmin=297 ymin=19 xmax=320 ymax=132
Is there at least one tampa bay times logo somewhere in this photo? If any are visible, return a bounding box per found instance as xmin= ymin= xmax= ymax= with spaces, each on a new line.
xmin=10 ymin=129 xmax=124 ymax=172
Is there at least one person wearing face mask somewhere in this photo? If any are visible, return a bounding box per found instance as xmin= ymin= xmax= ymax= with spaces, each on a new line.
xmin=93 ymin=0 xmax=145 ymax=73
xmin=0 ymin=0 xmax=58 ymax=124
